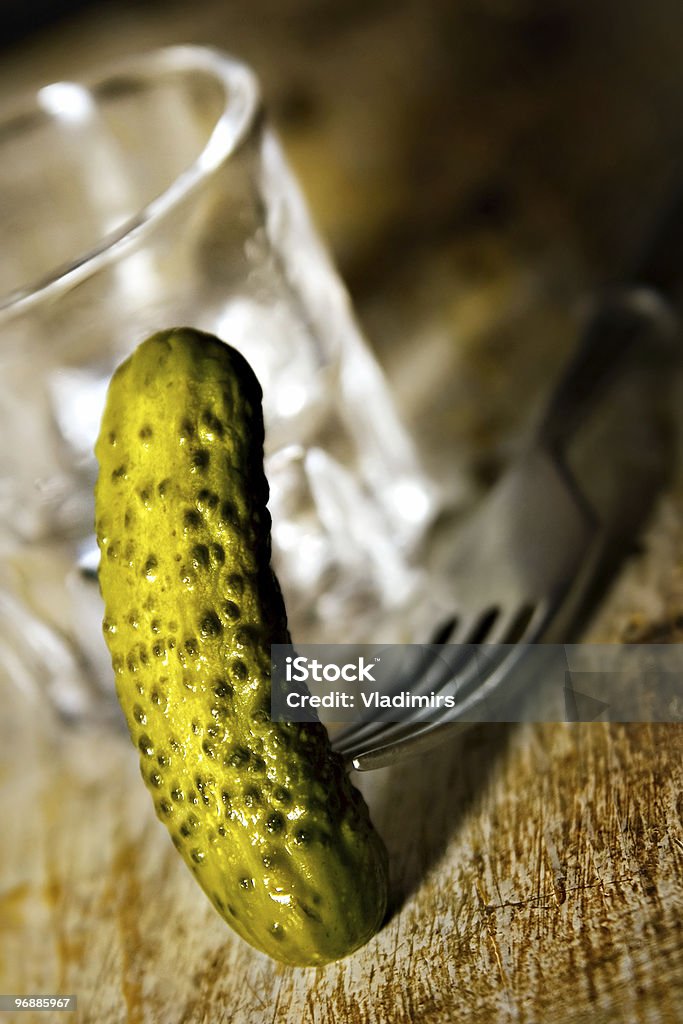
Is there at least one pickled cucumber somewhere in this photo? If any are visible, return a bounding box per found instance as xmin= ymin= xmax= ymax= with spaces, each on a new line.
xmin=94 ymin=328 xmax=388 ymax=966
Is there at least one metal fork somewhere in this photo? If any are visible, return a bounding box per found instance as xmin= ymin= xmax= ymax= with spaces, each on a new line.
xmin=332 ymin=285 xmax=677 ymax=771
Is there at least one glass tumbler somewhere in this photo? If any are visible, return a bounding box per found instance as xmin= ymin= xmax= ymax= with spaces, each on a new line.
xmin=0 ymin=45 xmax=437 ymax=720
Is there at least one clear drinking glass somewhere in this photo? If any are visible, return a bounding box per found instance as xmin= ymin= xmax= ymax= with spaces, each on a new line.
xmin=0 ymin=45 xmax=438 ymax=720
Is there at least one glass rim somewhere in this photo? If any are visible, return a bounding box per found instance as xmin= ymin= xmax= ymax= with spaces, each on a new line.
xmin=0 ymin=44 xmax=261 ymax=320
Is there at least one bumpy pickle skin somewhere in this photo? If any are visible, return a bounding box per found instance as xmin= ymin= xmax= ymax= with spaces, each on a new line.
xmin=94 ymin=328 xmax=388 ymax=966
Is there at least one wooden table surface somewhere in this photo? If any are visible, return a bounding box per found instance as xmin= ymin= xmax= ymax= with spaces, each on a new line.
xmin=2 ymin=2 xmax=683 ymax=1022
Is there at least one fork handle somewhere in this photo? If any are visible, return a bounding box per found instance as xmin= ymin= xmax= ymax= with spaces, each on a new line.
xmin=537 ymin=286 xmax=678 ymax=454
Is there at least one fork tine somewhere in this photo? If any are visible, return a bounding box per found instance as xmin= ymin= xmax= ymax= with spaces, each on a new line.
xmin=332 ymin=641 xmax=490 ymax=758
xmin=349 ymin=721 xmax=471 ymax=771
xmin=331 ymin=643 xmax=456 ymax=753
xmin=346 ymin=631 xmax=569 ymax=769
xmin=333 ymin=643 xmax=509 ymax=757
xmin=341 ymin=632 xmax=556 ymax=769
xmin=335 ymin=601 xmax=546 ymax=759
xmin=486 ymin=603 xmax=537 ymax=644
xmin=333 ymin=607 xmax=535 ymax=759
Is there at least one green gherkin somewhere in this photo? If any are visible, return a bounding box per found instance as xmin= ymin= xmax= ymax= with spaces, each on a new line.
xmin=95 ymin=328 xmax=388 ymax=966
